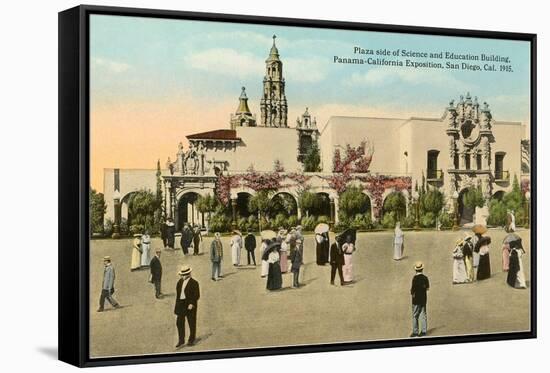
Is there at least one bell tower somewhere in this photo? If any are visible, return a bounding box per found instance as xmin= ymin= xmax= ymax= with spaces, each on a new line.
xmin=260 ymin=35 xmax=288 ymax=127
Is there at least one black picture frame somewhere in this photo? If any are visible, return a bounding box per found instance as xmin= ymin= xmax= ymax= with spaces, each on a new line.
xmin=58 ymin=4 xmax=537 ymax=368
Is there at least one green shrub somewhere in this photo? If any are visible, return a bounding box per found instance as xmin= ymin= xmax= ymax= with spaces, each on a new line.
xmin=420 ymin=212 xmax=436 ymax=228
xmin=463 ymin=187 xmax=485 ymax=210
xmin=237 ymin=217 xmax=248 ymax=232
xmin=103 ymin=218 xmax=114 ymax=237
xmin=301 ymin=215 xmax=316 ymax=231
xmin=287 ymin=215 xmax=299 ymax=228
xmin=381 ymin=212 xmax=397 ymax=229
xmin=247 ymin=215 xmax=259 ymax=232
xmin=401 ymin=215 xmax=416 ymax=229
xmin=487 ymin=199 xmax=507 ymax=226
xmin=129 ymin=224 xmax=144 ymax=235
xmin=120 ymin=218 xmax=129 ymax=235
xmin=421 ymin=189 xmax=445 ymax=215
xmin=438 ymin=211 xmax=453 ymax=229
xmin=273 ymin=213 xmax=288 ymax=230
xmin=339 ymin=186 xmax=371 ymax=219
xmin=383 ymin=192 xmax=406 ymax=220
xmin=209 ymin=214 xmax=231 ymax=233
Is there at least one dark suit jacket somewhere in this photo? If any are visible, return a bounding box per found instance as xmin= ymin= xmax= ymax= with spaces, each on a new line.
xmin=244 ymin=234 xmax=256 ymax=251
xmin=150 ymin=256 xmax=162 ymax=282
xmin=330 ymin=242 xmax=345 ymax=266
xmin=174 ymin=277 xmax=200 ymax=315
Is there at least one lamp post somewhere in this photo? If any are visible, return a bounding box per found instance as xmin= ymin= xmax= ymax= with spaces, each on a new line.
xmin=112 ymin=189 xmax=121 ymax=239
xmin=452 ymin=190 xmax=459 ymax=231
xmin=525 ymin=191 xmax=531 ymax=229
xmin=412 ymin=190 xmax=420 ymax=230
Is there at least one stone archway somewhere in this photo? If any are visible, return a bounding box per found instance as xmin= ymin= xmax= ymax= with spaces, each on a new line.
xmin=271 ymin=192 xmax=299 ymax=217
xmin=120 ymin=191 xmax=138 ymax=228
xmin=458 ymin=188 xmax=475 ymax=225
xmin=176 ymin=192 xmax=201 ymax=231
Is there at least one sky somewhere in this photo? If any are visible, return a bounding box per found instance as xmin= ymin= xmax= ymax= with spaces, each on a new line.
xmin=90 ymin=14 xmax=531 ymax=192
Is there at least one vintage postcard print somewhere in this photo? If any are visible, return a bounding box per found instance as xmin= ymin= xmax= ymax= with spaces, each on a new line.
xmin=88 ymin=13 xmax=533 ymax=359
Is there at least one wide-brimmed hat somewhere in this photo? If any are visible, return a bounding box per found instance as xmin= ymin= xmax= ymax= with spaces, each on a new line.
xmin=414 ymin=261 xmax=424 ymax=271
xmin=133 ymin=233 xmax=143 ymax=237
xmin=296 ymin=225 xmax=303 ymax=230
xmin=315 ymin=223 xmax=330 ymax=234
xmin=261 ymin=230 xmax=277 ymax=241
xmin=232 ymin=229 xmax=242 ymax=236
xmin=472 ymin=224 xmax=488 ymax=235
xmin=178 ymin=265 xmax=192 ymax=276
xmin=103 ymin=256 xmax=111 ymax=261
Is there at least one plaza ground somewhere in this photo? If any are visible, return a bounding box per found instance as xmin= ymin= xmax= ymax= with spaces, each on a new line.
xmin=89 ymin=229 xmax=531 ymax=358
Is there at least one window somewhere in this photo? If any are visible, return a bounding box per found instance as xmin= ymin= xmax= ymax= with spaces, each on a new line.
xmin=476 ymin=152 xmax=482 ymax=170
xmin=453 ymin=153 xmax=459 ymax=169
xmin=495 ymin=152 xmax=505 ymax=179
xmin=427 ymin=150 xmax=439 ymax=179
xmin=465 ymin=152 xmax=471 ymax=170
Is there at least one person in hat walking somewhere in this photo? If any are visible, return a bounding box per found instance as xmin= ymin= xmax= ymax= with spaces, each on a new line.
xmin=130 ymin=234 xmax=142 ymax=271
xmin=290 ymin=238 xmax=304 ymax=288
xmin=174 ymin=265 xmax=200 ymax=348
xmin=244 ymin=229 xmax=257 ymax=266
xmin=192 ymin=225 xmax=202 ymax=256
xmin=329 ymin=236 xmax=345 ymax=286
xmin=315 ymin=231 xmax=330 ymax=265
xmin=180 ymin=223 xmax=193 ymax=255
xmin=149 ymin=249 xmax=163 ymax=299
xmin=210 ymin=232 xmax=224 ymax=281
xmin=410 ymin=261 xmax=429 ymax=337
xmin=98 ymin=256 xmax=120 ymax=312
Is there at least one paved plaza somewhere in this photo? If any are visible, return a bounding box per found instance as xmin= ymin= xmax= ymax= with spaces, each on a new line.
xmin=89 ymin=229 xmax=531 ymax=358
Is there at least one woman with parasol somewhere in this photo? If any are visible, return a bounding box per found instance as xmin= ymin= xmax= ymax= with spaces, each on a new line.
xmin=472 ymin=224 xmax=492 ymax=281
xmin=260 ymin=230 xmax=276 ymax=277
xmin=265 ymin=241 xmax=283 ymax=291
xmin=507 ymin=238 xmax=527 ymax=288
xmin=452 ymin=238 xmax=469 ymax=284
xmin=315 ymin=223 xmax=330 ymax=265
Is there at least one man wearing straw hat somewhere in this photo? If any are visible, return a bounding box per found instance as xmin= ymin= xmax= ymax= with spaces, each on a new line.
xmin=210 ymin=232 xmax=224 ymax=281
xmin=410 ymin=261 xmax=429 ymax=337
xmin=97 ymin=256 xmax=120 ymax=312
xmin=174 ymin=265 xmax=200 ymax=348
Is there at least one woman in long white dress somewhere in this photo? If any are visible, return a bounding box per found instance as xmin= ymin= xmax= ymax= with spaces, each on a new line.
xmin=130 ymin=234 xmax=142 ymax=271
xmin=342 ymin=236 xmax=355 ymax=283
xmin=140 ymin=231 xmax=151 ymax=267
xmin=230 ymin=231 xmax=242 ymax=266
xmin=393 ymin=222 xmax=404 ymax=260
xmin=452 ymin=239 xmax=469 ymax=284
xmin=280 ymin=237 xmax=289 ymax=273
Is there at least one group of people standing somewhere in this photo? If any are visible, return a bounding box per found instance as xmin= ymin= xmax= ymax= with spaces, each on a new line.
xmin=451 ymin=224 xmax=527 ymax=289
xmin=160 ymin=218 xmax=202 ymax=255
xmin=130 ymin=231 xmax=152 ymax=271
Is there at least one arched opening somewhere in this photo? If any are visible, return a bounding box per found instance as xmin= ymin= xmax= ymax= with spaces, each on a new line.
xmin=492 ymin=190 xmax=505 ymax=201
xmin=120 ymin=192 xmax=138 ymax=234
xmin=458 ymin=188 xmax=475 ymax=225
xmin=236 ymin=192 xmax=253 ymax=218
xmin=313 ymin=192 xmax=331 ymax=218
xmin=271 ymin=192 xmax=298 ymax=217
xmin=176 ymin=192 xmax=201 ymax=231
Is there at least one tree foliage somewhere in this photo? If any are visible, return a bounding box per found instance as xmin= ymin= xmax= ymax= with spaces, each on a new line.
xmin=303 ymin=141 xmax=321 ymax=172
xmin=421 ymin=189 xmax=445 ymax=214
xmin=383 ymin=191 xmax=406 ymax=220
xmin=248 ymin=190 xmax=274 ymax=219
xmin=463 ymin=186 xmax=485 ymax=210
xmin=127 ymin=189 xmax=161 ymax=233
xmin=338 ymin=185 xmax=370 ymax=219
xmin=90 ymin=188 xmax=106 ymax=234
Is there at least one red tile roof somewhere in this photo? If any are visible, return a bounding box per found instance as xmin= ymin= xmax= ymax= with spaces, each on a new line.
xmin=186 ymin=129 xmax=241 ymax=141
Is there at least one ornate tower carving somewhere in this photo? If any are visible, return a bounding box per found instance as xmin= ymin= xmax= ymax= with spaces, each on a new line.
xmin=296 ymin=107 xmax=319 ymax=162
xmin=230 ymin=87 xmax=257 ymax=129
xmin=445 ymin=92 xmax=495 ymax=198
xmin=260 ymin=35 xmax=288 ymax=127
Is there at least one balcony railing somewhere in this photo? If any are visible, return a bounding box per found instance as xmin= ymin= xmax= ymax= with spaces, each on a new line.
xmin=427 ymin=169 xmax=443 ymax=181
xmin=495 ymin=170 xmax=510 ymax=182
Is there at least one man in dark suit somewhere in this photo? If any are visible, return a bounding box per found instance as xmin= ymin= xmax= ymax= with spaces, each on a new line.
xmin=149 ymin=249 xmax=163 ymax=299
xmin=244 ymin=229 xmax=257 ymax=265
xmin=174 ymin=265 xmax=200 ymax=348
xmin=330 ymin=239 xmax=345 ymax=286
xmin=410 ymin=261 xmax=430 ymax=337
